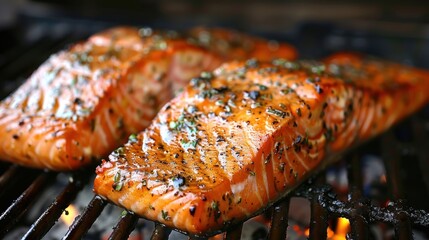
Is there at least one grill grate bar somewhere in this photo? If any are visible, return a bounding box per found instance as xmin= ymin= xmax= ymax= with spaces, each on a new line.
xmin=0 ymin=165 xmax=21 ymax=198
xmin=381 ymin=132 xmax=413 ymax=239
xmin=347 ymin=154 xmax=369 ymax=240
xmin=309 ymin=175 xmax=328 ymax=240
xmin=411 ymin=116 xmax=429 ymax=193
xmin=0 ymin=171 xmax=56 ymax=237
xmin=108 ymin=212 xmax=139 ymax=240
xmin=268 ymin=198 xmax=290 ymax=240
xmin=224 ymin=223 xmax=243 ymax=240
xmin=22 ymin=173 xmax=90 ymax=240
xmin=62 ymin=195 xmax=107 ymax=240
xmin=395 ymin=204 xmax=413 ymax=240
xmin=150 ymin=223 xmax=172 ymax=240
xmin=381 ymin=131 xmax=405 ymax=199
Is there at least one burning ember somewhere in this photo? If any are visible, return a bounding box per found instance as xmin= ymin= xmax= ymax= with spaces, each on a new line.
xmin=60 ymin=204 xmax=78 ymax=227
xmin=332 ymin=218 xmax=350 ymax=240
xmin=293 ymin=217 xmax=350 ymax=240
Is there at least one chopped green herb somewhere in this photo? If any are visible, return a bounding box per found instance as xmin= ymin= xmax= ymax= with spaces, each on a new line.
xmin=154 ymin=40 xmax=167 ymax=50
xmin=128 ymin=133 xmax=138 ymax=143
xmin=161 ymin=210 xmax=170 ymax=220
xmin=169 ymin=121 xmax=178 ymax=129
xmin=272 ymin=58 xmax=286 ymax=66
xmin=261 ymin=93 xmax=273 ymax=100
xmin=215 ymin=100 xmax=225 ymax=106
xmin=200 ymin=71 xmax=213 ymax=79
xmin=210 ymin=201 xmax=218 ymax=210
xmin=245 ymin=58 xmax=259 ymax=68
xmin=224 ymin=105 xmax=231 ymax=113
xmin=211 ymin=201 xmax=221 ymax=221
xmin=121 ymin=210 xmax=128 ymax=217
xmin=273 ymin=59 xmax=300 ymax=70
xmin=227 ymin=99 xmax=236 ymax=108
xmin=187 ymin=105 xmax=198 ymax=113
xmin=251 ymin=102 xmax=262 ymax=109
xmin=256 ymin=84 xmax=268 ymax=90
xmin=249 ymin=171 xmax=256 ymax=176
xmin=181 ymin=139 xmax=198 ymax=150
xmin=310 ymin=64 xmax=325 ymax=75
xmin=117 ymin=118 xmax=124 ymax=129
xmin=278 ymin=163 xmax=285 ymax=172
xmin=77 ymin=108 xmax=91 ymax=117
xmin=284 ymin=61 xmax=300 ymax=70
xmin=116 ymin=147 xmax=124 ymax=155
xmin=236 ymin=68 xmax=247 ymax=79
xmin=113 ymin=172 xmax=123 ymax=191
xmin=266 ymin=107 xmax=287 ymax=118
xmin=306 ymin=77 xmax=317 ymax=84
xmin=281 ymin=88 xmax=294 ymax=95
xmin=71 ymin=76 xmax=78 ymax=86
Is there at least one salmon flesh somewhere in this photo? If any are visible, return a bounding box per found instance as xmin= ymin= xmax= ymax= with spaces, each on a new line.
xmin=0 ymin=27 xmax=296 ymax=170
xmin=94 ymin=53 xmax=429 ymax=235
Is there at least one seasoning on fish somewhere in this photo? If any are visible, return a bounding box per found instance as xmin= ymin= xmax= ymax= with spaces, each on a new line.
xmin=0 ymin=27 xmax=297 ymax=170
xmin=94 ymin=54 xmax=429 ymax=235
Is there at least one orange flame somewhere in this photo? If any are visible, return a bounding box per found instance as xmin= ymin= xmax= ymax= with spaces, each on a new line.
xmin=60 ymin=204 xmax=78 ymax=226
xmin=300 ymin=218 xmax=350 ymax=239
xmin=331 ymin=218 xmax=350 ymax=240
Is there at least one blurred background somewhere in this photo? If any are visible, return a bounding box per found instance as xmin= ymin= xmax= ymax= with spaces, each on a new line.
xmin=2 ymin=0 xmax=429 ymax=61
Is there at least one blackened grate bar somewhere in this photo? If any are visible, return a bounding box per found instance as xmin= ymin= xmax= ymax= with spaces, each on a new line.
xmin=347 ymin=154 xmax=369 ymax=240
xmin=0 ymin=171 xmax=56 ymax=237
xmin=224 ymin=223 xmax=243 ymax=240
xmin=411 ymin=116 xmax=429 ymax=194
xmin=62 ymin=195 xmax=107 ymax=240
xmin=309 ymin=175 xmax=328 ymax=240
xmin=22 ymin=172 xmax=91 ymax=240
xmin=108 ymin=212 xmax=139 ymax=240
xmin=268 ymin=198 xmax=290 ymax=240
xmin=150 ymin=223 xmax=172 ymax=240
xmin=0 ymin=165 xmax=21 ymax=197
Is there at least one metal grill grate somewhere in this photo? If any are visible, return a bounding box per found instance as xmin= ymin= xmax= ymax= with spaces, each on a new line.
xmin=1 ymin=22 xmax=429 ymax=240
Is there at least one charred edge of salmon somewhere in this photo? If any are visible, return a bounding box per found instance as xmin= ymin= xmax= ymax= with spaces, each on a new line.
xmin=94 ymin=56 xmax=429 ymax=235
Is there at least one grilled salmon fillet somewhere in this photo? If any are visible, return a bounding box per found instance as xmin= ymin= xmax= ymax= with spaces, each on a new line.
xmin=94 ymin=54 xmax=429 ymax=235
xmin=0 ymin=27 xmax=297 ymax=170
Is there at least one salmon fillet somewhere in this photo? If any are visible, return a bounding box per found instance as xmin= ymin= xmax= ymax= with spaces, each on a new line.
xmin=0 ymin=27 xmax=297 ymax=170
xmin=94 ymin=54 xmax=429 ymax=235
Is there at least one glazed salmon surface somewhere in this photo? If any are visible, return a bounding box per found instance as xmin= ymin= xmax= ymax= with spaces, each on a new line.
xmin=94 ymin=54 xmax=429 ymax=235
xmin=0 ymin=27 xmax=297 ymax=170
